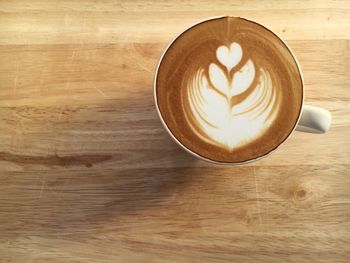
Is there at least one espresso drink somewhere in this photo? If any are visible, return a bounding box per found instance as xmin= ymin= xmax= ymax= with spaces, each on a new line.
xmin=156 ymin=17 xmax=303 ymax=163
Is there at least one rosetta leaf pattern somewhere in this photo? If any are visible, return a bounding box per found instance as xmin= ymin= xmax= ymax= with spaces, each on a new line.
xmin=185 ymin=42 xmax=278 ymax=150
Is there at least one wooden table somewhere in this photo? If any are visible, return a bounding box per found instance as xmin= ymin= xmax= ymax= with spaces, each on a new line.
xmin=1 ymin=1 xmax=349 ymax=262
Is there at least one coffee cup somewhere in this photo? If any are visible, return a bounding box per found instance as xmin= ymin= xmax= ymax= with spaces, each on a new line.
xmin=154 ymin=16 xmax=331 ymax=164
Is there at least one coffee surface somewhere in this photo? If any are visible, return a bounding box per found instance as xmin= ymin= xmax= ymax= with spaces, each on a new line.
xmin=156 ymin=17 xmax=303 ymax=163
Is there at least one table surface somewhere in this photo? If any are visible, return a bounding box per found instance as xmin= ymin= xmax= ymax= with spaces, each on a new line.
xmin=0 ymin=1 xmax=349 ymax=262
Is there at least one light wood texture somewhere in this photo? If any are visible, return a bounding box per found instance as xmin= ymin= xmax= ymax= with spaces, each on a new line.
xmin=1 ymin=1 xmax=349 ymax=262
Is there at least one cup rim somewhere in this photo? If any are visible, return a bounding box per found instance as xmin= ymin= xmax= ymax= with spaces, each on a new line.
xmin=153 ymin=15 xmax=305 ymax=165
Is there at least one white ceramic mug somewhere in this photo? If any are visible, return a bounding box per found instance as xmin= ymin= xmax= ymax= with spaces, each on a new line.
xmin=154 ymin=16 xmax=332 ymax=164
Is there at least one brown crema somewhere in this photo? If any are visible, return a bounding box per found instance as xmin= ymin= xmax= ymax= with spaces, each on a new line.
xmin=156 ymin=17 xmax=303 ymax=163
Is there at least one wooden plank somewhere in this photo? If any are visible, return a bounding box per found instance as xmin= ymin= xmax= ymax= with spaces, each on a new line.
xmin=0 ymin=9 xmax=349 ymax=44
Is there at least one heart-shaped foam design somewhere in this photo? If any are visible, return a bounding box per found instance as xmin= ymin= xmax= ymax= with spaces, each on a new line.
xmin=216 ymin=42 xmax=242 ymax=72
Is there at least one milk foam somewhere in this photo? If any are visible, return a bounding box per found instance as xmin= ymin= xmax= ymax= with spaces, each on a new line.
xmin=183 ymin=42 xmax=280 ymax=150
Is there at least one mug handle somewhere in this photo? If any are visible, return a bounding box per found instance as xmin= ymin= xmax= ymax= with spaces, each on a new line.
xmin=296 ymin=105 xmax=332 ymax=133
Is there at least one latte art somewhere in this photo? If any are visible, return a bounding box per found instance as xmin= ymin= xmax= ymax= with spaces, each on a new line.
xmin=156 ymin=17 xmax=303 ymax=163
xmin=183 ymin=42 xmax=280 ymax=150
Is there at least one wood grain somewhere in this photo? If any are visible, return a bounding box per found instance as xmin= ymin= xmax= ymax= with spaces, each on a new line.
xmin=0 ymin=1 xmax=349 ymax=262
